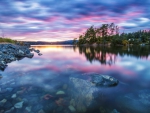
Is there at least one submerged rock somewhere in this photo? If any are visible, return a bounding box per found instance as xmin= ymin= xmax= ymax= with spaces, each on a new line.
xmin=117 ymin=90 xmax=150 ymax=113
xmin=25 ymin=106 xmax=32 ymax=112
xmin=4 ymin=107 xmax=14 ymax=113
xmin=38 ymin=109 xmax=45 ymax=113
xmin=11 ymin=94 xmax=17 ymax=98
xmin=14 ymin=101 xmax=24 ymax=108
xmin=0 ymin=99 xmax=7 ymax=103
xmin=91 ymin=74 xmax=119 ymax=87
xmin=110 ymin=109 xmax=120 ymax=113
xmin=68 ymin=105 xmax=76 ymax=112
xmin=56 ymin=90 xmax=65 ymax=95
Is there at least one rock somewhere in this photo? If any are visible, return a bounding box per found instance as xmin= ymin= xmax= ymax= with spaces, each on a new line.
xmin=16 ymin=90 xmax=24 ymax=94
xmin=68 ymin=105 xmax=76 ymax=112
xmin=0 ymin=44 xmax=42 ymax=71
xmin=4 ymin=107 xmax=14 ymax=113
xmin=38 ymin=109 xmax=45 ymax=113
xmin=0 ymin=99 xmax=7 ymax=103
xmin=0 ymin=74 xmax=2 ymax=79
xmin=0 ymin=99 xmax=7 ymax=107
xmin=11 ymin=94 xmax=17 ymax=98
xmin=4 ymin=101 xmax=13 ymax=109
xmin=0 ymin=88 xmax=7 ymax=94
xmin=6 ymin=88 xmax=13 ymax=92
xmin=69 ymin=77 xmax=95 ymax=107
xmin=14 ymin=101 xmax=24 ymax=108
xmin=22 ymin=98 xmax=28 ymax=105
xmin=26 ymin=53 xmax=34 ymax=58
xmin=63 ymin=84 xmax=68 ymax=89
xmin=91 ymin=74 xmax=119 ymax=86
xmin=56 ymin=90 xmax=65 ymax=95
xmin=110 ymin=109 xmax=120 ymax=113
xmin=18 ymin=50 xmax=24 ymax=55
xmin=25 ymin=106 xmax=32 ymax=112
xmin=117 ymin=90 xmax=150 ymax=113
xmin=70 ymin=99 xmax=76 ymax=107
xmin=34 ymin=49 xmax=40 ymax=53
xmin=38 ymin=53 xmax=42 ymax=56
xmin=32 ymin=104 xmax=43 ymax=112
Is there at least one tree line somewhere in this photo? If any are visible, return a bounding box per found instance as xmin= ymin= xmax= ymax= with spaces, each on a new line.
xmin=73 ymin=46 xmax=150 ymax=65
xmin=74 ymin=23 xmax=150 ymax=46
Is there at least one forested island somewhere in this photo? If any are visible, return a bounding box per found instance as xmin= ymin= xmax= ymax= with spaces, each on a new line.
xmin=74 ymin=23 xmax=150 ymax=46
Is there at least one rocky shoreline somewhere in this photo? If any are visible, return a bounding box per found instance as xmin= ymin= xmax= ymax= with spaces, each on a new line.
xmin=0 ymin=43 xmax=42 ymax=71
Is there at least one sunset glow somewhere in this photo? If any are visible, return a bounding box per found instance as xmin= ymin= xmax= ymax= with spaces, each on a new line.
xmin=0 ymin=0 xmax=150 ymax=41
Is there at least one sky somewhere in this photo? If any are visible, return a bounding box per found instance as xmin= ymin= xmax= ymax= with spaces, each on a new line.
xmin=0 ymin=0 xmax=150 ymax=42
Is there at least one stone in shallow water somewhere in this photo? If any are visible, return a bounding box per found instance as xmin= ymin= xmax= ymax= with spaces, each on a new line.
xmin=11 ymin=94 xmax=17 ymax=98
xmin=14 ymin=101 xmax=24 ymax=108
xmin=25 ymin=106 xmax=32 ymax=112
xmin=56 ymin=90 xmax=65 ymax=95
xmin=117 ymin=90 xmax=150 ymax=113
xmin=38 ymin=109 xmax=45 ymax=113
xmin=0 ymin=74 xmax=2 ymax=79
xmin=110 ymin=109 xmax=120 ymax=113
xmin=4 ymin=101 xmax=13 ymax=109
xmin=6 ymin=88 xmax=13 ymax=92
xmin=38 ymin=53 xmax=42 ymax=56
xmin=4 ymin=107 xmax=14 ymax=113
xmin=68 ymin=105 xmax=76 ymax=112
xmin=91 ymin=74 xmax=119 ymax=87
xmin=0 ymin=99 xmax=7 ymax=103
xmin=0 ymin=99 xmax=7 ymax=107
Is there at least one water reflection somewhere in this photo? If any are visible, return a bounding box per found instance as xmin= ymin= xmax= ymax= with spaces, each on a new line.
xmin=74 ymin=46 xmax=150 ymax=65
xmin=0 ymin=45 xmax=150 ymax=113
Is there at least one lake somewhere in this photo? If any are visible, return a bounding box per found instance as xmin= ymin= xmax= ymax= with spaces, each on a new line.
xmin=1 ymin=45 xmax=150 ymax=113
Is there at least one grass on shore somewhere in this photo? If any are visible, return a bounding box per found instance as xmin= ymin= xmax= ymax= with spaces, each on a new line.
xmin=0 ymin=37 xmax=16 ymax=44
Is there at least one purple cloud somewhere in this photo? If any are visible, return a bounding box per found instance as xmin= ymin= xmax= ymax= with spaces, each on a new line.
xmin=0 ymin=0 xmax=150 ymax=41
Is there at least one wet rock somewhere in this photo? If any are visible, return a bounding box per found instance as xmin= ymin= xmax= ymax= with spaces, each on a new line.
xmin=25 ymin=106 xmax=32 ymax=112
xmin=38 ymin=53 xmax=42 ymax=56
xmin=18 ymin=50 xmax=24 ymax=55
xmin=32 ymin=104 xmax=43 ymax=112
xmin=0 ymin=99 xmax=7 ymax=103
xmin=0 ymin=44 xmax=42 ymax=71
xmin=68 ymin=105 xmax=76 ymax=112
xmin=76 ymin=104 xmax=87 ymax=113
xmin=110 ymin=109 xmax=120 ymax=113
xmin=26 ymin=53 xmax=34 ymax=58
xmin=22 ymin=98 xmax=28 ymax=105
xmin=11 ymin=94 xmax=17 ymax=98
xmin=117 ymin=90 xmax=150 ymax=113
xmin=6 ymin=88 xmax=13 ymax=92
xmin=4 ymin=101 xmax=13 ymax=109
xmin=62 ymin=84 xmax=68 ymax=90
xmin=0 ymin=74 xmax=2 ymax=79
xmin=14 ymin=101 xmax=24 ymax=108
xmin=4 ymin=107 xmax=14 ymax=113
xmin=56 ymin=90 xmax=65 ymax=95
xmin=91 ymin=74 xmax=119 ymax=87
xmin=70 ymin=99 xmax=76 ymax=107
xmin=38 ymin=109 xmax=45 ymax=113
xmin=34 ymin=49 xmax=40 ymax=53
xmin=70 ymin=77 xmax=95 ymax=107
xmin=0 ymin=99 xmax=7 ymax=107
xmin=0 ymin=88 xmax=8 ymax=94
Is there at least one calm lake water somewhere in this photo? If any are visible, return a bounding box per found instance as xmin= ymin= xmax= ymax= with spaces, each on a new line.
xmin=1 ymin=45 xmax=150 ymax=113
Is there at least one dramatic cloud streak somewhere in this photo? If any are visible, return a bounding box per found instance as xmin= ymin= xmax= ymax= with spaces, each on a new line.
xmin=0 ymin=0 xmax=150 ymax=41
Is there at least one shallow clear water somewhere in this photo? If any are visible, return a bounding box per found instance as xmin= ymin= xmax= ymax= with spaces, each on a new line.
xmin=1 ymin=45 xmax=150 ymax=113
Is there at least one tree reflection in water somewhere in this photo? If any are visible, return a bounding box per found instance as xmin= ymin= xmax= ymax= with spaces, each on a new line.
xmin=74 ymin=46 xmax=150 ymax=65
